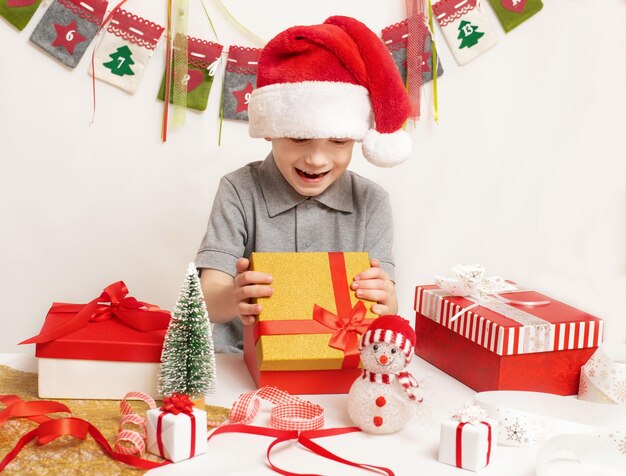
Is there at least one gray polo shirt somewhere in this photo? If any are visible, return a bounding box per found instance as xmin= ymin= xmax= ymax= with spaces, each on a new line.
xmin=196 ymin=153 xmax=394 ymax=352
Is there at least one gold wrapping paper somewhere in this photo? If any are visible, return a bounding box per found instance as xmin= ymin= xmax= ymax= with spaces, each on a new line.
xmin=0 ymin=365 xmax=229 ymax=474
xmin=250 ymin=252 xmax=376 ymax=371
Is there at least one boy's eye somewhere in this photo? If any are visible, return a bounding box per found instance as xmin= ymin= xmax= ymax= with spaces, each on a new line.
xmin=330 ymin=139 xmax=348 ymax=145
xmin=290 ymin=138 xmax=309 ymax=144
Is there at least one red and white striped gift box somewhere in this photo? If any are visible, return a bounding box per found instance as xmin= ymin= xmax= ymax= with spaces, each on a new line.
xmin=413 ymin=284 xmax=603 ymax=395
xmin=415 ymin=285 xmax=603 ymax=356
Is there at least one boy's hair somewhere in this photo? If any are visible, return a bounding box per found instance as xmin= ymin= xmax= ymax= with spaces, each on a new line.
xmin=248 ymin=16 xmax=412 ymax=168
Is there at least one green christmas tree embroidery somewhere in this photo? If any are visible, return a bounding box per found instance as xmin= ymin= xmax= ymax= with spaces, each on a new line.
xmin=457 ymin=20 xmax=484 ymax=49
xmin=158 ymin=263 xmax=216 ymax=398
xmin=103 ymin=45 xmax=135 ymax=76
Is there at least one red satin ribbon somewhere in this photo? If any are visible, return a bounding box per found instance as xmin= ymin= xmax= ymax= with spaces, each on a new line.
xmin=0 ymin=396 xmax=70 ymax=428
xmin=20 ymin=281 xmax=170 ymax=345
xmin=0 ymin=396 xmax=168 ymax=471
xmin=209 ymin=424 xmax=395 ymax=476
xmin=157 ymin=393 xmax=196 ymax=460
xmin=310 ymin=252 xmax=372 ymax=368
xmin=455 ymin=421 xmax=492 ymax=469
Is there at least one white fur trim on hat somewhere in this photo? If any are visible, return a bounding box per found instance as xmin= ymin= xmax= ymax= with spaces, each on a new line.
xmin=362 ymin=128 xmax=412 ymax=167
xmin=248 ymin=81 xmax=372 ymax=140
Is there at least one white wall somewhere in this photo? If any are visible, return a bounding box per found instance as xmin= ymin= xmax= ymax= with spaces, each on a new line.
xmin=1 ymin=0 xmax=625 ymax=353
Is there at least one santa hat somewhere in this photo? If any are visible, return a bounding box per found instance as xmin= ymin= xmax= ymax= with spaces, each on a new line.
xmin=248 ymin=16 xmax=412 ymax=167
xmin=359 ymin=315 xmax=416 ymax=362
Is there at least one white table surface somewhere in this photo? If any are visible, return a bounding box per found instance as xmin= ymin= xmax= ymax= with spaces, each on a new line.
xmin=0 ymin=353 xmax=537 ymax=476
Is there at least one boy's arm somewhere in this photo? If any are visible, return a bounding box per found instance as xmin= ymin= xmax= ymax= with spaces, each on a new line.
xmin=200 ymin=258 xmax=273 ymax=326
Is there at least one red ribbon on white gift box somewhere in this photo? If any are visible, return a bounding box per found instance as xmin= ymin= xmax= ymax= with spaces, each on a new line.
xmin=156 ymin=394 xmax=196 ymax=460
xmin=455 ymin=421 xmax=493 ymax=469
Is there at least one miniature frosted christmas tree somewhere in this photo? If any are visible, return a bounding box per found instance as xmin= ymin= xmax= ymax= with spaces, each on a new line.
xmin=158 ymin=263 xmax=216 ymax=406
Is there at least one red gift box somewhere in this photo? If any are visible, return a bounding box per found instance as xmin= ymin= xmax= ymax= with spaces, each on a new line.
xmin=414 ymin=284 xmax=603 ymax=395
xmin=21 ymin=281 xmax=171 ymax=399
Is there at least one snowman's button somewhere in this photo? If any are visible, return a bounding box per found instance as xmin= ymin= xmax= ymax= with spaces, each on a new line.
xmin=373 ymin=416 xmax=383 ymax=427
xmin=375 ymin=396 xmax=386 ymax=407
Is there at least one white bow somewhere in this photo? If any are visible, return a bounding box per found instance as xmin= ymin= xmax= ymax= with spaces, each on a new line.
xmin=452 ymin=403 xmax=489 ymax=425
xmin=435 ymin=264 xmax=549 ymax=322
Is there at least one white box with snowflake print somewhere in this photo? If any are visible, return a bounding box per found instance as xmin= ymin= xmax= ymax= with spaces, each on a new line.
xmin=438 ymin=418 xmax=498 ymax=471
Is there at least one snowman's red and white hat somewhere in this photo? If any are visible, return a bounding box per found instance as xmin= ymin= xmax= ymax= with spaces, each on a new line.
xmin=359 ymin=315 xmax=416 ymax=363
xmin=248 ymin=16 xmax=412 ymax=167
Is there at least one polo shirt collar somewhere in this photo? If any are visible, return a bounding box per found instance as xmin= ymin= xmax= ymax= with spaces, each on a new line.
xmin=259 ymin=153 xmax=354 ymax=217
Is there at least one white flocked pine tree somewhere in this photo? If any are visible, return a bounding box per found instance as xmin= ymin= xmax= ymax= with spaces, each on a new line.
xmin=158 ymin=263 xmax=216 ymax=399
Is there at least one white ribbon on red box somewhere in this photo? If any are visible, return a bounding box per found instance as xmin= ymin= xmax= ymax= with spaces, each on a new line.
xmin=416 ymin=265 xmax=602 ymax=356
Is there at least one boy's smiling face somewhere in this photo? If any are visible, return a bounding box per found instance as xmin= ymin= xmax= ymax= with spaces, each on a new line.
xmin=270 ymin=138 xmax=355 ymax=197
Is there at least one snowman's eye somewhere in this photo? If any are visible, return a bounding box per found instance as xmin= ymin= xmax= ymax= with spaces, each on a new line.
xmin=373 ymin=345 xmax=378 ymax=352
xmin=391 ymin=348 xmax=397 ymax=354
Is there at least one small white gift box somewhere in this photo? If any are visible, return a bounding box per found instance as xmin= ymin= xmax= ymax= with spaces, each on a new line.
xmin=438 ymin=410 xmax=498 ymax=472
xmin=146 ymin=406 xmax=208 ymax=463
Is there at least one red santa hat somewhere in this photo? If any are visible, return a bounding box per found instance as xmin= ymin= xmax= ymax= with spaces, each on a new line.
xmin=359 ymin=315 xmax=416 ymax=362
xmin=248 ymin=16 xmax=412 ymax=167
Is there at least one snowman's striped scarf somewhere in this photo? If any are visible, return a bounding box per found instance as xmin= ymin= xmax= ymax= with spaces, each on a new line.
xmin=361 ymin=369 xmax=423 ymax=402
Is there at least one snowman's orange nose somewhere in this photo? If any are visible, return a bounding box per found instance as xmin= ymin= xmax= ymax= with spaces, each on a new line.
xmin=379 ymin=355 xmax=388 ymax=365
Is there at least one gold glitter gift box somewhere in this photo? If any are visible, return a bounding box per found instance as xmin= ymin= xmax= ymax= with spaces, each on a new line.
xmin=243 ymin=252 xmax=377 ymax=394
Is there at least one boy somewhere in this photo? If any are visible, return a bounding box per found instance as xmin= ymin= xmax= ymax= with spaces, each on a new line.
xmin=196 ymin=16 xmax=412 ymax=352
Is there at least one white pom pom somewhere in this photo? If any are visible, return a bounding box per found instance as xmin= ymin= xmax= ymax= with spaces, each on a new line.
xmin=361 ymin=129 xmax=412 ymax=167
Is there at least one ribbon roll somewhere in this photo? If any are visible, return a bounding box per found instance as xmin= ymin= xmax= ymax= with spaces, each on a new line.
xmin=578 ymin=342 xmax=626 ymax=405
xmin=535 ymin=434 xmax=626 ymax=476
xmin=474 ymin=391 xmax=626 ymax=452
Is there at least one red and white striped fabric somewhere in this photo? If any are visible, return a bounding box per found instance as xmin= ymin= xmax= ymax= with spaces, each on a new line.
xmin=114 ymin=391 xmax=157 ymax=456
xmin=362 ymin=369 xmax=422 ymax=402
xmin=229 ymin=386 xmax=324 ymax=431
xmin=414 ymin=285 xmax=603 ymax=356
xmin=359 ymin=315 xmax=415 ymax=362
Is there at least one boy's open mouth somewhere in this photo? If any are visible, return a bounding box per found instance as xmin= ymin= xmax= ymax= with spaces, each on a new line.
xmin=296 ymin=168 xmax=330 ymax=180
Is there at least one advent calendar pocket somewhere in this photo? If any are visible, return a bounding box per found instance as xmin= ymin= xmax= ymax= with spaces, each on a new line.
xmin=0 ymin=0 xmax=42 ymax=31
xmin=30 ymin=0 xmax=107 ymax=68
xmin=157 ymin=35 xmax=223 ymax=112
xmin=488 ymin=0 xmax=543 ymax=33
xmin=433 ymin=0 xmax=498 ymax=65
xmin=90 ymin=8 xmax=164 ymax=94
xmin=221 ymin=45 xmax=262 ymax=122
xmin=382 ymin=20 xmax=444 ymax=85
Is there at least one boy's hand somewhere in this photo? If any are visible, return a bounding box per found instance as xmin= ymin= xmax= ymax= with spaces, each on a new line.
xmin=351 ymin=258 xmax=398 ymax=316
xmin=232 ymin=258 xmax=273 ymax=326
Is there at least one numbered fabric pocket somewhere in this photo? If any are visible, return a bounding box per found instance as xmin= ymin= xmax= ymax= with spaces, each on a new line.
xmin=90 ymin=8 xmax=164 ymax=94
xmin=488 ymin=0 xmax=543 ymax=33
xmin=0 ymin=0 xmax=42 ymax=31
xmin=382 ymin=20 xmax=444 ymax=85
xmin=221 ymin=45 xmax=262 ymax=122
xmin=157 ymin=35 xmax=223 ymax=112
xmin=433 ymin=0 xmax=498 ymax=65
xmin=30 ymin=0 xmax=107 ymax=68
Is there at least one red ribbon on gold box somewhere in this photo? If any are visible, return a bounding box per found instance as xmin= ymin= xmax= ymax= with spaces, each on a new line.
xmin=244 ymin=252 xmax=377 ymax=394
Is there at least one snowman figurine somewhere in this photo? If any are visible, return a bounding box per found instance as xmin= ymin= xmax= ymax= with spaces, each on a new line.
xmin=348 ymin=315 xmax=422 ymax=434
